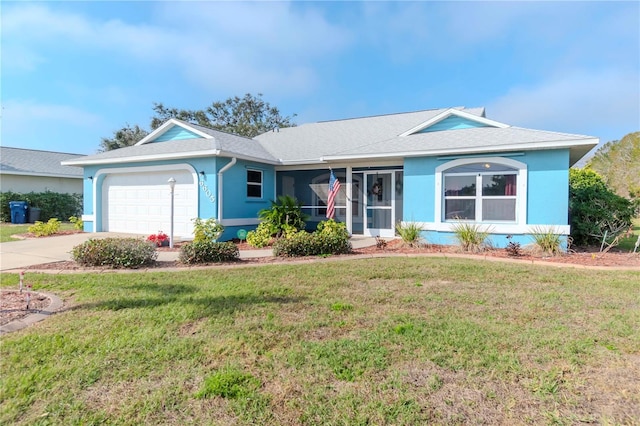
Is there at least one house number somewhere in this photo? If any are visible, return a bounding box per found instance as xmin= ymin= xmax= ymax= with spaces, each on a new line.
xmin=199 ymin=179 xmax=215 ymax=204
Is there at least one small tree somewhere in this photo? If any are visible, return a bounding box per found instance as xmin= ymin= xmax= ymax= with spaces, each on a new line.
xmin=569 ymin=168 xmax=637 ymax=246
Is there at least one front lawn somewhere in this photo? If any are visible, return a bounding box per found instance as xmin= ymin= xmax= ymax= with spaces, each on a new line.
xmin=1 ymin=258 xmax=639 ymax=424
xmin=0 ymin=222 xmax=78 ymax=243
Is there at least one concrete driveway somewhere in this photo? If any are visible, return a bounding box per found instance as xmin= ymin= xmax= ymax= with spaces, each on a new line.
xmin=0 ymin=232 xmax=150 ymax=272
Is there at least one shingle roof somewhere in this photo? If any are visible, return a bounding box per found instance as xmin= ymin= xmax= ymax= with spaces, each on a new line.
xmin=62 ymin=106 xmax=598 ymax=167
xmin=254 ymin=107 xmax=486 ymax=162
xmin=64 ymin=120 xmax=278 ymax=166
xmin=0 ymin=147 xmax=84 ymax=177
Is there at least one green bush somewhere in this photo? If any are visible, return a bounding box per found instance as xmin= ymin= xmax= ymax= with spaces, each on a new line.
xmin=0 ymin=191 xmax=82 ymax=222
xmin=529 ymin=226 xmax=564 ymax=256
xmin=258 ymin=195 xmax=309 ymax=237
xmin=395 ymin=221 xmax=424 ymax=247
xmin=192 ymin=217 xmax=224 ymax=243
xmin=451 ymin=222 xmax=491 ymax=252
xmin=28 ymin=218 xmax=61 ymax=237
xmin=69 ymin=216 xmax=84 ymax=230
xmin=273 ymin=220 xmax=351 ymax=257
xmin=178 ymin=241 xmax=239 ymax=264
xmin=71 ymin=238 xmax=157 ymax=268
xmin=246 ymin=222 xmax=273 ymax=248
xmin=569 ymin=169 xmax=637 ymax=246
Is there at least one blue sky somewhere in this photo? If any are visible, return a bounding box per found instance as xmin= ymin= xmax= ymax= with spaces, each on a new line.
xmin=2 ymin=1 xmax=639 ymax=157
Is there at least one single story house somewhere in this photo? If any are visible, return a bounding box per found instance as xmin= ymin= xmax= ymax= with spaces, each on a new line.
xmin=62 ymin=107 xmax=598 ymax=247
xmin=1 ymin=147 xmax=84 ymax=194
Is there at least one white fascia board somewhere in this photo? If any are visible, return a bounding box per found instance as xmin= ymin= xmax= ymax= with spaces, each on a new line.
xmin=321 ymin=138 xmax=600 ymax=161
xmin=62 ymin=150 xmax=222 ymax=166
xmin=216 ymin=151 xmax=280 ymax=166
xmin=136 ymin=119 xmax=214 ymax=145
xmin=0 ymin=171 xmax=82 ymax=178
xmin=399 ymin=108 xmax=510 ymax=137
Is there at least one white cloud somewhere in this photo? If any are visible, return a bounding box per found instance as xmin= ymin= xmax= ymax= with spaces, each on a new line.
xmin=2 ymin=2 xmax=352 ymax=95
xmin=486 ymin=69 xmax=640 ymax=139
xmin=2 ymin=100 xmax=104 ymax=152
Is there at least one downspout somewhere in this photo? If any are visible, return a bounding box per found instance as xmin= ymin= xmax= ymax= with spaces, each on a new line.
xmin=217 ymin=157 xmax=237 ymax=221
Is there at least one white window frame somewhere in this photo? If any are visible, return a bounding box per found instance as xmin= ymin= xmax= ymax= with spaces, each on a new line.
xmin=444 ymin=171 xmax=518 ymax=222
xmin=435 ymin=157 xmax=528 ymax=229
xmin=246 ymin=169 xmax=263 ymax=199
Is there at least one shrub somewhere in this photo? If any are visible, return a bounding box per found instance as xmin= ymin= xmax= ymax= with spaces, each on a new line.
xmin=71 ymin=237 xmax=157 ymax=268
xmin=246 ymin=222 xmax=273 ymax=248
xmin=529 ymin=226 xmax=564 ymax=256
xmin=28 ymin=218 xmax=61 ymax=237
xmin=192 ymin=217 xmax=224 ymax=243
xmin=0 ymin=191 xmax=82 ymax=222
xmin=395 ymin=221 xmax=424 ymax=247
xmin=451 ymin=222 xmax=491 ymax=252
xmin=178 ymin=241 xmax=239 ymax=264
xmin=273 ymin=220 xmax=351 ymax=257
xmin=69 ymin=216 xmax=84 ymax=231
xmin=504 ymin=235 xmax=522 ymax=257
xmin=258 ymin=195 xmax=309 ymax=237
xmin=569 ymin=168 xmax=637 ymax=246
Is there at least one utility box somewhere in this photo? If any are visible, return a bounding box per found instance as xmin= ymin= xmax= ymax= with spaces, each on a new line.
xmin=9 ymin=201 xmax=28 ymax=224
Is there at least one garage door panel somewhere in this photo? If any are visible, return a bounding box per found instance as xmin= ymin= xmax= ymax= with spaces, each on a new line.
xmin=102 ymin=170 xmax=197 ymax=238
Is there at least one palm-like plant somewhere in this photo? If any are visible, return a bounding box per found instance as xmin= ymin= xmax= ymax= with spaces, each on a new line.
xmin=258 ymin=195 xmax=309 ymax=237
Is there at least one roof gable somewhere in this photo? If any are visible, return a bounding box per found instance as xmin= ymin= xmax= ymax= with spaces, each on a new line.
xmin=136 ymin=119 xmax=213 ymax=145
xmin=399 ymin=108 xmax=508 ymax=137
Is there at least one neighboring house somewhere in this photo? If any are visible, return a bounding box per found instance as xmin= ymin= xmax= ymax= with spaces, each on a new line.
xmin=62 ymin=107 xmax=598 ymax=247
xmin=0 ymin=147 xmax=84 ymax=194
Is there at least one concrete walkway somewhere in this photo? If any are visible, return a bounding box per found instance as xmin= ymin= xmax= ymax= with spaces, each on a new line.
xmin=0 ymin=232 xmax=377 ymax=272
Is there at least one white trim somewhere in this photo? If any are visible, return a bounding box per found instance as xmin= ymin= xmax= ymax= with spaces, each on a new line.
xmin=92 ymin=163 xmax=198 ymax=234
xmin=321 ymin=138 xmax=598 ymax=162
xmin=401 ymin=221 xmax=570 ymax=236
xmin=275 ymin=159 xmax=402 ymax=171
xmin=246 ymin=168 xmax=263 ymax=199
xmin=434 ymin=157 xmax=528 ymax=227
xmin=399 ymin=108 xmax=509 ymax=137
xmin=220 ymin=218 xmax=260 ymax=226
xmin=81 ymin=214 xmax=95 ymax=222
xmin=136 ymin=118 xmax=214 ymax=145
xmin=0 ymin=171 xmax=82 ymax=179
xmin=62 ymin=150 xmax=280 ymax=167
xmin=63 ymin=150 xmax=220 ymax=166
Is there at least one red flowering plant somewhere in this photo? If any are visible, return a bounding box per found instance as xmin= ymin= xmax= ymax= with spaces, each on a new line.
xmin=147 ymin=231 xmax=169 ymax=247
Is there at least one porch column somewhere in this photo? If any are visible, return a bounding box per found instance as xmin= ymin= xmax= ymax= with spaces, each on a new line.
xmin=346 ymin=165 xmax=352 ymax=234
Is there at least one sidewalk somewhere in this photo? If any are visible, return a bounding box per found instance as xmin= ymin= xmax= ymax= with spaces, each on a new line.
xmin=0 ymin=233 xmax=377 ymax=271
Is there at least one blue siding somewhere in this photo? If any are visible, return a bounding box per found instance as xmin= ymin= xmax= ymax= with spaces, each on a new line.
xmin=152 ymin=125 xmax=202 ymax=142
xmin=218 ymin=159 xmax=275 ymax=240
xmin=403 ymin=157 xmax=439 ymax=222
xmin=525 ymin=149 xmax=570 ymax=225
xmin=404 ymin=149 xmax=571 ymax=249
xmin=418 ymin=116 xmax=490 ymax=133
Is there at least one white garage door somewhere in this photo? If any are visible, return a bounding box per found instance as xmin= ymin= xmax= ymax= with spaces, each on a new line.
xmin=102 ymin=169 xmax=198 ymax=238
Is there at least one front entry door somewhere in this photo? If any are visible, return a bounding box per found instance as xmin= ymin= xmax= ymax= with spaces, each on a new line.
xmin=364 ymin=172 xmax=395 ymax=237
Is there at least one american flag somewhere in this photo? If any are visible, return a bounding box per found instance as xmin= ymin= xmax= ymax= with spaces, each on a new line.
xmin=326 ymin=170 xmax=341 ymax=219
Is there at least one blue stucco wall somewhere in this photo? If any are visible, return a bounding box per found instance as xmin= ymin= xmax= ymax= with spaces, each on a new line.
xmin=418 ymin=116 xmax=490 ymax=133
xmin=403 ymin=157 xmax=438 ymax=222
xmin=403 ymin=149 xmax=571 ymax=248
xmin=525 ymin=149 xmax=570 ymax=225
xmin=217 ymin=158 xmax=275 ymax=241
xmin=152 ymin=126 xmax=202 ymax=142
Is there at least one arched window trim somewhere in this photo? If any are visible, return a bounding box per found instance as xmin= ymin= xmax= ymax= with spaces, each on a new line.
xmin=434 ymin=157 xmax=527 ymax=225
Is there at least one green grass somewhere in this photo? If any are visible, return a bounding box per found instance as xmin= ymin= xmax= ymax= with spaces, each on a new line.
xmin=1 ymin=258 xmax=639 ymax=425
xmin=0 ymin=222 xmax=77 ymax=243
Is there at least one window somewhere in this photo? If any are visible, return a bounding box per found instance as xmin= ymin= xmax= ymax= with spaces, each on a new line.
xmin=442 ymin=162 xmax=519 ymax=222
xmin=247 ymin=169 xmax=262 ymax=198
